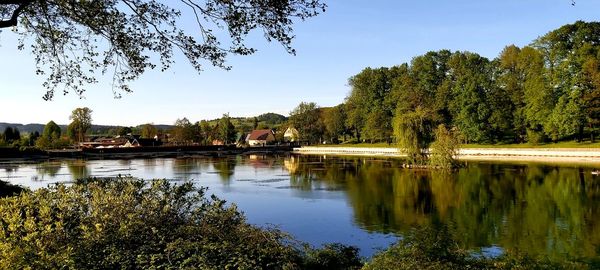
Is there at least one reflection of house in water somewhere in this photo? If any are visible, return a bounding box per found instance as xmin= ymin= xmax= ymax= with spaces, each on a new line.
xmin=80 ymin=135 xmax=162 ymax=148
xmin=283 ymin=155 xmax=299 ymax=174
xmin=247 ymin=154 xmax=275 ymax=168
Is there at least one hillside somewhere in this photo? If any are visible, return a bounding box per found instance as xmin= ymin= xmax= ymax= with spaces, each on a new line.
xmin=0 ymin=112 xmax=288 ymax=135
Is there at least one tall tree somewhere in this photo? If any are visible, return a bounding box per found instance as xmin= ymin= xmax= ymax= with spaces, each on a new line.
xmin=495 ymin=45 xmax=526 ymax=142
xmin=173 ymin=118 xmax=195 ymax=144
xmin=447 ymin=52 xmax=494 ymax=143
xmin=217 ymin=114 xmax=236 ymax=145
xmin=323 ymin=104 xmax=347 ymax=143
xmin=140 ymin=124 xmax=158 ymax=139
xmin=0 ymin=0 xmax=326 ymax=99
xmin=289 ymin=102 xmax=324 ymax=144
xmin=346 ymin=67 xmax=398 ymax=141
xmin=42 ymin=120 xmax=61 ymax=141
xmin=69 ymin=107 xmax=93 ymax=143
xmin=117 ymin=127 xmax=133 ymax=136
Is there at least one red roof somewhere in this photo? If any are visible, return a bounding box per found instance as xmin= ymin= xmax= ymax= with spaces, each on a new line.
xmin=248 ymin=130 xmax=274 ymax=140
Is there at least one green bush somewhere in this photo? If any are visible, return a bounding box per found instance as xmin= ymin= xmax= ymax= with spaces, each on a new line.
xmin=363 ymin=225 xmax=590 ymax=270
xmin=429 ymin=124 xmax=461 ymax=169
xmin=0 ymin=178 xmax=363 ymax=269
xmin=302 ymin=243 xmax=362 ymax=270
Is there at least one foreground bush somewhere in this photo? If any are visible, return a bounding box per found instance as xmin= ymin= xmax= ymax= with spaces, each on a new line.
xmin=0 ymin=178 xmax=361 ymax=269
xmin=363 ymin=225 xmax=590 ymax=270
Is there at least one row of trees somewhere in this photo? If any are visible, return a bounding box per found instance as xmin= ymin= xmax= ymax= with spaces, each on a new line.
xmin=282 ymin=21 xmax=600 ymax=165
xmin=170 ymin=114 xmax=236 ymax=145
xmin=306 ymin=21 xmax=600 ymax=147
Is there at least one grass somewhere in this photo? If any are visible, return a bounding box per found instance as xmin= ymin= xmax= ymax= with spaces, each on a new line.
xmin=311 ymin=141 xmax=600 ymax=149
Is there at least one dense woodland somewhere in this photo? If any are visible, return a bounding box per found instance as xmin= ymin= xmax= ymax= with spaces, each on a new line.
xmin=329 ymin=21 xmax=600 ymax=145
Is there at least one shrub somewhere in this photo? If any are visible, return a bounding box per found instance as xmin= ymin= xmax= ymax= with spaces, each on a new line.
xmin=429 ymin=124 xmax=461 ymax=169
xmin=0 ymin=177 xmax=362 ymax=269
xmin=363 ymin=225 xmax=590 ymax=270
xmin=0 ymin=178 xmax=296 ymax=269
xmin=302 ymin=243 xmax=362 ymax=270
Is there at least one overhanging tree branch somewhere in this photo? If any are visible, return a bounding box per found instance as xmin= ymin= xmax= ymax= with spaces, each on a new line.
xmin=0 ymin=0 xmax=31 ymax=28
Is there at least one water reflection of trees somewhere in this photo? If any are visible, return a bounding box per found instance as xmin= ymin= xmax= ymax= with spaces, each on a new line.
xmin=211 ymin=157 xmax=237 ymax=182
xmin=66 ymin=160 xmax=89 ymax=180
xmin=291 ymin=155 xmax=600 ymax=259
xmin=36 ymin=161 xmax=62 ymax=179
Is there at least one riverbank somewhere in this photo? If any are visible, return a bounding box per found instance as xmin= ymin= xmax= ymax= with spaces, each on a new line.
xmin=0 ymin=145 xmax=294 ymax=161
xmin=294 ymin=146 xmax=600 ymax=164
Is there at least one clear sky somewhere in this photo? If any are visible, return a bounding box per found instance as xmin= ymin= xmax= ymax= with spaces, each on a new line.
xmin=1 ymin=0 xmax=599 ymax=126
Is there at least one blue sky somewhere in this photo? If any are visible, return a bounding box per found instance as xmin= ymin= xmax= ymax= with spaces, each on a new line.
xmin=1 ymin=0 xmax=599 ymax=126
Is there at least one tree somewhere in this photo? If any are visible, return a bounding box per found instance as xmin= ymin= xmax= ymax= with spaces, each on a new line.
xmin=429 ymin=124 xmax=461 ymax=169
xmin=217 ymin=114 xmax=236 ymax=145
xmin=346 ymin=67 xmax=397 ymax=142
xmin=393 ymin=107 xmax=432 ymax=165
xmin=0 ymin=0 xmax=326 ymax=99
xmin=199 ymin=120 xmax=213 ymax=145
xmin=140 ymin=124 xmax=158 ymax=139
xmin=117 ymin=126 xmax=133 ymax=136
xmin=2 ymin=127 xmax=20 ymax=143
xmin=289 ymin=102 xmax=324 ymax=144
xmin=447 ymin=52 xmax=494 ymax=143
xmin=27 ymin=131 xmax=40 ymax=146
xmin=42 ymin=121 xmax=61 ymax=141
xmin=172 ymin=118 xmax=195 ymax=144
xmin=323 ymin=105 xmax=347 ymax=144
xmin=69 ymin=107 xmax=93 ymax=143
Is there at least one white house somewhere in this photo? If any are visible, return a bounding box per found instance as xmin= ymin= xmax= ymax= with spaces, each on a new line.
xmin=283 ymin=127 xmax=299 ymax=142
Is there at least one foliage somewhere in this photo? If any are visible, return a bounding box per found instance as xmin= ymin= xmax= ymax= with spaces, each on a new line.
xmin=290 ymin=102 xmax=324 ymax=144
xmin=323 ymin=105 xmax=347 ymax=144
xmin=0 ymin=0 xmax=325 ymax=99
xmin=172 ymin=117 xmax=196 ymax=144
xmin=117 ymin=126 xmax=133 ymax=136
xmin=429 ymin=124 xmax=461 ymax=169
xmin=69 ymin=107 xmax=93 ymax=143
xmin=0 ymin=177 xmax=363 ymax=269
xmin=140 ymin=123 xmax=158 ymax=139
xmin=217 ymin=114 xmax=237 ymax=145
xmin=328 ymin=21 xmax=600 ymax=146
xmin=257 ymin=113 xmax=288 ymax=126
xmin=2 ymin=127 xmax=21 ymax=144
xmin=363 ymin=225 xmax=487 ymax=270
xmin=302 ymin=243 xmax=362 ymax=270
xmin=363 ymin=225 xmax=588 ymax=270
xmin=393 ymin=107 xmax=431 ymax=164
xmin=42 ymin=121 xmax=61 ymax=141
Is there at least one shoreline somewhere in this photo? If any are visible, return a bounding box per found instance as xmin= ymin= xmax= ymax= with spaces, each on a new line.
xmin=293 ymin=146 xmax=600 ymax=164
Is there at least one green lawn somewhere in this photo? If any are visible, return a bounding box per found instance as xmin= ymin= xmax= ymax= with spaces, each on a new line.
xmin=311 ymin=141 xmax=600 ymax=149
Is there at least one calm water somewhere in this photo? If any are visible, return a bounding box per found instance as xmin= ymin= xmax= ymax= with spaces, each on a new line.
xmin=1 ymin=154 xmax=599 ymax=259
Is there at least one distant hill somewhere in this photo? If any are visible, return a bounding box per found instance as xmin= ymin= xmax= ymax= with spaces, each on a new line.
xmin=0 ymin=122 xmax=126 ymax=135
xmin=0 ymin=112 xmax=288 ymax=135
xmin=0 ymin=123 xmax=47 ymax=134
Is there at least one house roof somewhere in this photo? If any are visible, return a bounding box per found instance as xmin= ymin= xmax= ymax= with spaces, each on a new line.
xmin=248 ymin=129 xmax=274 ymax=141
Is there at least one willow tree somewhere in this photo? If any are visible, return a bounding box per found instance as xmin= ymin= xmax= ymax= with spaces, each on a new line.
xmin=0 ymin=0 xmax=326 ymax=99
xmin=393 ymin=107 xmax=432 ymax=165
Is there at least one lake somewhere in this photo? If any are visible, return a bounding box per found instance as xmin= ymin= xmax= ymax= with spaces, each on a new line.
xmin=1 ymin=154 xmax=599 ymax=259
